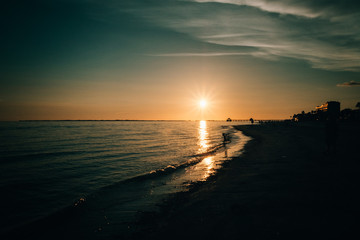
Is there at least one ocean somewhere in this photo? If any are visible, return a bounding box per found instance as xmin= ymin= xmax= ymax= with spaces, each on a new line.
xmin=0 ymin=120 xmax=250 ymax=238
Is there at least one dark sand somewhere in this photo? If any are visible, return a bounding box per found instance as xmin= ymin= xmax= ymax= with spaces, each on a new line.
xmin=133 ymin=122 xmax=360 ymax=240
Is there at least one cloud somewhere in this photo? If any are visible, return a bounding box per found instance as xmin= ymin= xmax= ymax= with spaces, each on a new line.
xmin=148 ymin=51 xmax=280 ymax=61
xmin=337 ymin=81 xmax=360 ymax=87
xmin=109 ymin=0 xmax=360 ymax=72
xmin=125 ymin=0 xmax=360 ymax=72
xmin=193 ymin=0 xmax=360 ymax=19
xmin=148 ymin=52 xmax=249 ymax=57
xmin=193 ymin=0 xmax=321 ymax=18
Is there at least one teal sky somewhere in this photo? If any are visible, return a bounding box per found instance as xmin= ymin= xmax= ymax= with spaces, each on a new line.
xmin=1 ymin=0 xmax=360 ymax=120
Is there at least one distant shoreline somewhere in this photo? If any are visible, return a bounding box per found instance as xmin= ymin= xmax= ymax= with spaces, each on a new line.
xmin=10 ymin=119 xmax=284 ymax=122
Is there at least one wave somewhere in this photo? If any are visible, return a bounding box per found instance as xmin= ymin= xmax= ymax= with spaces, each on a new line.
xmin=102 ymin=142 xmax=228 ymax=187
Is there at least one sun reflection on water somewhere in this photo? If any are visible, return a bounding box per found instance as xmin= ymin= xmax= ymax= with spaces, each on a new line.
xmin=198 ymin=120 xmax=209 ymax=153
xmin=197 ymin=120 xmax=215 ymax=179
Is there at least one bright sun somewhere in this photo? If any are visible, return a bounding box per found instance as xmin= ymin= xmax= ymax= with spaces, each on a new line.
xmin=199 ymin=100 xmax=207 ymax=108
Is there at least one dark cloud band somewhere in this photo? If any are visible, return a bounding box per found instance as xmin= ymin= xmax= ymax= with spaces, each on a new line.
xmin=337 ymin=81 xmax=360 ymax=87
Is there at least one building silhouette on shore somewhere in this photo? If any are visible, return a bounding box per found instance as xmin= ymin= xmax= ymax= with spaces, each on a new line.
xmin=292 ymin=101 xmax=360 ymax=122
xmin=315 ymin=101 xmax=340 ymax=116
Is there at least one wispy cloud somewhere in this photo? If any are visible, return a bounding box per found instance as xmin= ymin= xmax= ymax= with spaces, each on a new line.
xmin=337 ymin=81 xmax=360 ymax=87
xmin=193 ymin=0 xmax=360 ymax=19
xmin=118 ymin=0 xmax=360 ymax=72
xmin=148 ymin=52 xmax=249 ymax=57
xmin=193 ymin=0 xmax=321 ymax=18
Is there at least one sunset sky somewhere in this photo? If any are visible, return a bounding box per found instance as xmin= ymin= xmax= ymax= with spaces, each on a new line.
xmin=1 ymin=0 xmax=360 ymax=120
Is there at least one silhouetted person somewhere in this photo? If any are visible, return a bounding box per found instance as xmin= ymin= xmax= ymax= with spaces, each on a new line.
xmin=325 ymin=115 xmax=338 ymax=156
xmin=250 ymin=118 xmax=254 ymax=124
xmin=223 ymin=133 xmax=227 ymax=143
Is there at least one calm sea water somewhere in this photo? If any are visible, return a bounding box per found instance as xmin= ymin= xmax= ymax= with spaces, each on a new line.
xmin=0 ymin=120 xmax=250 ymax=238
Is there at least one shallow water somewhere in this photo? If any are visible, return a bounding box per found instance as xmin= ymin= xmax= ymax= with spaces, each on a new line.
xmin=0 ymin=120 xmax=250 ymax=237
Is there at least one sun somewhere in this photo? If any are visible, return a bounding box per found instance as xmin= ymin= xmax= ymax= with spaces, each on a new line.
xmin=199 ymin=99 xmax=207 ymax=109
xmin=188 ymin=86 xmax=216 ymax=119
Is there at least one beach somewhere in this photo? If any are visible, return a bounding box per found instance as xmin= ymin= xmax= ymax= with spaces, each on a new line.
xmin=133 ymin=122 xmax=360 ymax=240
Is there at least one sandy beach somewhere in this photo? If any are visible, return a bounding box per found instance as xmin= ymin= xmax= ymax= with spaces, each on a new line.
xmin=133 ymin=122 xmax=360 ymax=240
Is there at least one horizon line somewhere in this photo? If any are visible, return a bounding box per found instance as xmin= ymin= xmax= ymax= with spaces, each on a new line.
xmin=0 ymin=119 xmax=288 ymax=122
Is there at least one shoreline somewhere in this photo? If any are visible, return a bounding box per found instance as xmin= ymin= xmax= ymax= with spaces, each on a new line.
xmin=2 ymin=122 xmax=359 ymax=239
xmin=132 ymin=122 xmax=360 ymax=239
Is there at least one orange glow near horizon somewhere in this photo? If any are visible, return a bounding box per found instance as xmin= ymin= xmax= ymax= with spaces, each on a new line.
xmin=0 ymin=78 xmax=321 ymax=121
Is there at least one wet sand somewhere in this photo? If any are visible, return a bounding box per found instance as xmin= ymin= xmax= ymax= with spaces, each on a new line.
xmin=133 ymin=122 xmax=360 ymax=239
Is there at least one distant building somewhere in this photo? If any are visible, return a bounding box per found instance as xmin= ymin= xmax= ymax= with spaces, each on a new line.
xmin=292 ymin=101 xmax=360 ymax=122
xmin=316 ymin=101 xmax=340 ymax=116
xmin=292 ymin=101 xmax=341 ymax=122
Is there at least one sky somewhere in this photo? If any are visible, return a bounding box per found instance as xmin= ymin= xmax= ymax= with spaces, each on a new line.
xmin=1 ymin=0 xmax=360 ymax=120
